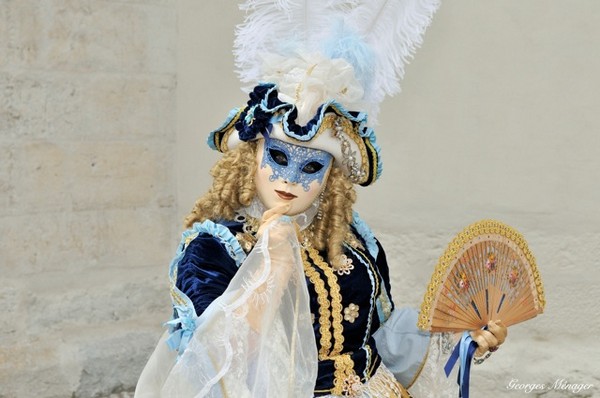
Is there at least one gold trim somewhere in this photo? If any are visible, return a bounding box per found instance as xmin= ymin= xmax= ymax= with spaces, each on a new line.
xmin=365 ymin=344 xmax=376 ymax=378
xmin=307 ymin=246 xmax=345 ymax=357
xmin=302 ymin=249 xmax=334 ymax=360
xmin=417 ymin=219 xmax=546 ymax=330
xmin=169 ymin=284 xmax=187 ymax=307
xmin=363 ymin=135 xmax=379 ymax=184
xmin=332 ymin=354 xmax=357 ymax=396
xmin=215 ymin=109 xmax=243 ymax=152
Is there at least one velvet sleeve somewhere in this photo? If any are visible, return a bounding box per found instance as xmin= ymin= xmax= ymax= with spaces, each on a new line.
xmin=175 ymin=233 xmax=240 ymax=317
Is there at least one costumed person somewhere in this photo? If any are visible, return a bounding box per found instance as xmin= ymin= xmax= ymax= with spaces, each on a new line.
xmin=135 ymin=1 xmax=508 ymax=397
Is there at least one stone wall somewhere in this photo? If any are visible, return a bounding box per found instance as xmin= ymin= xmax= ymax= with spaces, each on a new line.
xmin=0 ymin=1 xmax=176 ymax=397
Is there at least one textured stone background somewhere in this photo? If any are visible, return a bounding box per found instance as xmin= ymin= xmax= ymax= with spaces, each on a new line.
xmin=0 ymin=0 xmax=176 ymax=397
xmin=1 ymin=1 xmax=599 ymax=397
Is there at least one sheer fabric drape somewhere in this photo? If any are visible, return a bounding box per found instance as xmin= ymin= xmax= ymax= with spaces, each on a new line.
xmin=135 ymin=219 xmax=317 ymax=397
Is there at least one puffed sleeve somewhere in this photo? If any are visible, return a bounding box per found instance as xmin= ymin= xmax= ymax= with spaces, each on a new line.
xmin=372 ymin=247 xmax=457 ymax=397
xmin=374 ymin=307 xmax=431 ymax=387
xmin=175 ymin=233 xmax=240 ymax=316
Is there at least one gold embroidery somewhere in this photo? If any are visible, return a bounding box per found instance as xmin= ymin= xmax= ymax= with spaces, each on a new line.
xmin=235 ymin=232 xmax=256 ymax=253
xmin=235 ymin=215 xmax=260 ymax=253
xmin=336 ymin=254 xmax=355 ymax=276
xmin=343 ymin=303 xmax=360 ymax=323
xmin=345 ymin=231 xmax=365 ymax=251
xmin=302 ymin=249 xmax=333 ymax=360
xmin=343 ymin=374 xmax=362 ymax=397
xmin=332 ymin=354 xmax=358 ymax=396
xmin=307 ymin=246 xmax=345 ymax=357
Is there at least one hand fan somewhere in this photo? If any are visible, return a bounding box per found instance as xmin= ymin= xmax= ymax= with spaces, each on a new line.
xmin=418 ymin=220 xmax=545 ymax=332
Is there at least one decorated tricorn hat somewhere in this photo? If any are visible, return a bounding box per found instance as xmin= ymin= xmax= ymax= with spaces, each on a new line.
xmin=207 ymin=1 xmax=440 ymax=187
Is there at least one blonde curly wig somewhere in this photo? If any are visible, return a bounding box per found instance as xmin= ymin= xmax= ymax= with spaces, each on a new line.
xmin=184 ymin=140 xmax=357 ymax=268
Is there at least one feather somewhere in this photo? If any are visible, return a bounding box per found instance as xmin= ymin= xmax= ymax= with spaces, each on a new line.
xmin=347 ymin=0 xmax=441 ymax=104
xmin=233 ymin=0 xmax=440 ymax=124
xmin=234 ymin=0 xmax=346 ymax=85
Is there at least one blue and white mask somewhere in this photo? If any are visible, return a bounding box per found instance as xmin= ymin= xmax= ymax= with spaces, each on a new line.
xmin=261 ymin=138 xmax=333 ymax=192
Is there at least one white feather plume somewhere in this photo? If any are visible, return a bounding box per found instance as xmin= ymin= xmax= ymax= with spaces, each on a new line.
xmin=235 ymin=0 xmax=342 ymax=85
xmin=234 ymin=0 xmax=441 ymax=123
xmin=346 ymin=0 xmax=441 ymax=104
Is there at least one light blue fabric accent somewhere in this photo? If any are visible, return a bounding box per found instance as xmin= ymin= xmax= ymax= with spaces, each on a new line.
xmin=191 ymin=220 xmax=247 ymax=266
xmin=376 ymin=300 xmax=385 ymax=325
xmin=373 ymin=308 xmax=431 ymax=387
xmin=207 ymin=108 xmax=241 ymax=150
xmin=351 ymin=211 xmax=379 ymax=259
xmin=165 ymin=304 xmax=197 ymax=354
xmin=259 ymin=83 xmax=291 ymax=113
xmin=165 ymin=220 xmax=247 ymax=355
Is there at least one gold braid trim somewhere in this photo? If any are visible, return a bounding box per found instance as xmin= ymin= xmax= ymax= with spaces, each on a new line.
xmin=307 ymin=246 xmax=345 ymax=357
xmin=302 ymin=249 xmax=333 ymax=360
xmin=332 ymin=354 xmax=357 ymax=396
xmin=169 ymin=284 xmax=187 ymax=307
xmin=417 ymin=219 xmax=546 ymax=330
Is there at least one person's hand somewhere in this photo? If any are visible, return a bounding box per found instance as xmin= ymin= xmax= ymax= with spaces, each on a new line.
xmin=470 ymin=320 xmax=507 ymax=356
xmin=256 ymin=203 xmax=296 ymax=277
xmin=257 ymin=203 xmax=292 ymax=237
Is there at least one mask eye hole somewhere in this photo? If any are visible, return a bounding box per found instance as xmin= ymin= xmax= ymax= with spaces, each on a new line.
xmin=301 ymin=161 xmax=324 ymax=174
xmin=268 ymin=148 xmax=288 ymax=166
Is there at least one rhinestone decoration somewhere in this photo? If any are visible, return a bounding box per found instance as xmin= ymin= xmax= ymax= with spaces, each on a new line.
xmin=332 ymin=118 xmax=366 ymax=184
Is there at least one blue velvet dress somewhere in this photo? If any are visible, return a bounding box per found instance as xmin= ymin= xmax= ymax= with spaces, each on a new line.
xmin=167 ymin=213 xmax=431 ymax=397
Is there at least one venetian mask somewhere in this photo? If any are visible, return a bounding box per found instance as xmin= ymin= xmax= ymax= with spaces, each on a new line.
xmin=255 ymin=137 xmax=333 ymax=216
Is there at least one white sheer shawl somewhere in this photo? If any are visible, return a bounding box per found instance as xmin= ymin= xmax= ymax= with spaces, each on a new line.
xmin=135 ymin=218 xmax=317 ymax=397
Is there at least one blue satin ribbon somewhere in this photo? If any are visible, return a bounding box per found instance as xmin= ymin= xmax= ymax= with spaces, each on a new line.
xmin=444 ymin=331 xmax=478 ymax=398
xmin=164 ymin=305 xmax=197 ymax=355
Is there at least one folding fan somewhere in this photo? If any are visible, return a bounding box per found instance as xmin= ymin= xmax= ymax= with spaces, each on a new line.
xmin=418 ymin=220 xmax=545 ymax=333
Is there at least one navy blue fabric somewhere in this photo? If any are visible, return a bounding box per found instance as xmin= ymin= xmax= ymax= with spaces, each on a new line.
xmin=175 ymin=221 xmax=395 ymax=395
xmin=175 ymin=222 xmax=243 ymax=317
xmin=234 ymin=84 xmax=290 ymax=142
xmin=231 ymin=84 xmax=366 ymax=143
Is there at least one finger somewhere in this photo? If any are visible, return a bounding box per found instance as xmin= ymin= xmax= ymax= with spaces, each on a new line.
xmin=470 ymin=331 xmax=489 ymax=356
xmin=488 ymin=320 xmax=508 ymax=345
xmin=481 ymin=331 xmax=499 ymax=349
xmin=258 ymin=204 xmax=292 ymax=236
xmin=261 ymin=203 xmax=291 ymax=222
